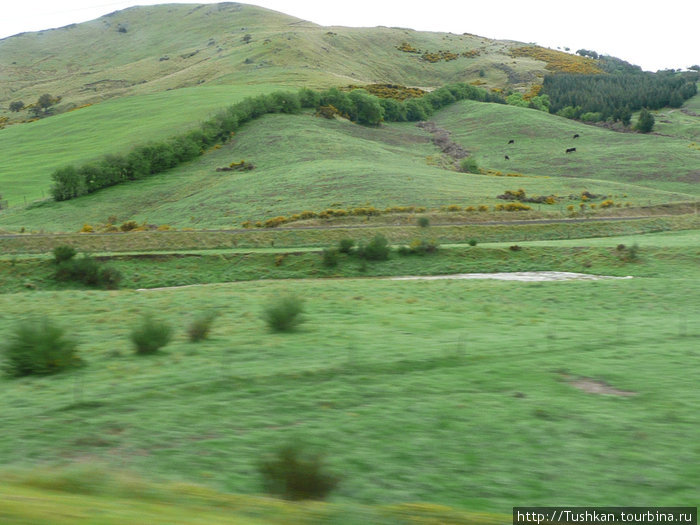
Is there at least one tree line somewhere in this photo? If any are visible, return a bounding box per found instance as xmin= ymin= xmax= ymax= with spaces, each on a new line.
xmin=50 ymin=83 xmax=503 ymax=201
xmin=543 ymin=69 xmax=698 ymax=123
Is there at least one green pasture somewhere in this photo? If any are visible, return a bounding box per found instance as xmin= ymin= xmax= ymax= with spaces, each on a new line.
xmin=2 ymin=237 xmax=699 ymax=293
xmin=1 ymin=109 xmax=693 ymax=232
xmin=0 ymin=267 xmax=698 ymax=511
xmin=434 ymin=100 xmax=700 ymax=196
xmin=0 ymin=85 xmax=282 ymax=206
xmin=0 ymin=471 xmax=507 ymax=525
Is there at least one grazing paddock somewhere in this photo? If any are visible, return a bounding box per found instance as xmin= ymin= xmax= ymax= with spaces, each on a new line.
xmin=0 ymin=259 xmax=698 ymax=509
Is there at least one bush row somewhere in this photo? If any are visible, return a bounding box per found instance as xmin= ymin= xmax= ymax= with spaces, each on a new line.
xmin=50 ymin=83 xmax=502 ymax=201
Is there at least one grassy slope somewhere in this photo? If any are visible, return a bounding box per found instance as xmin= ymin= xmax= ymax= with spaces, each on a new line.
xmin=0 ymin=85 xmax=283 ymax=206
xmin=0 ymin=3 xmax=538 ymax=115
xmin=0 ymin=248 xmax=698 ymax=511
xmin=1 ymin=106 xmax=694 ymax=232
xmin=433 ymin=100 xmax=700 ymax=195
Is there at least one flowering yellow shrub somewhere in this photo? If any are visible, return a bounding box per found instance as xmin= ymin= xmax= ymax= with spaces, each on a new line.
xmin=396 ymin=42 xmax=419 ymax=53
xmin=510 ymin=46 xmax=603 ymax=74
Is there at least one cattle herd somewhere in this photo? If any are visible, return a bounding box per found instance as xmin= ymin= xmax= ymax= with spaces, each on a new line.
xmin=504 ymin=133 xmax=580 ymax=160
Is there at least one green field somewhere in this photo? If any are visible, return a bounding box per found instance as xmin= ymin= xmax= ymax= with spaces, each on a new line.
xmin=1 ymin=3 xmax=699 ymax=522
xmin=433 ymin=100 xmax=700 ymax=195
xmin=0 ymin=85 xmax=283 ymax=206
xmin=1 ymin=245 xmax=698 ymax=512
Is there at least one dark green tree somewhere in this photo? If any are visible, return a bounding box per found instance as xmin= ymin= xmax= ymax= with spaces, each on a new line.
xmin=9 ymin=101 xmax=24 ymax=112
xmin=636 ymin=108 xmax=655 ymax=133
xmin=348 ymin=89 xmax=384 ymax=125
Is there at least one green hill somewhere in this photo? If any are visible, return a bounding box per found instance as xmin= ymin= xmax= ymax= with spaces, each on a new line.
xmin=1 ymin=2 xmax=555 ymax=116
xmin=1 ymin=103 xmax=694 ymax=232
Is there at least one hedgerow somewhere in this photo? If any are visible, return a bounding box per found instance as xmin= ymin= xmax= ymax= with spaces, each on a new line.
xmin=51 ymin=83 xmax=500 ymax=201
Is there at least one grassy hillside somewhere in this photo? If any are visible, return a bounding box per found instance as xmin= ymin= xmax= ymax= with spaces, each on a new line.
xmin=0 ymin=107 xmax=691 ymax=232
xmin=0 ymin=85 xmax=284 ymax=206
xmin=434 ymin=100 xmax=700 ymax=195
xmin=0 ymin=2 xmax=548 ymax=118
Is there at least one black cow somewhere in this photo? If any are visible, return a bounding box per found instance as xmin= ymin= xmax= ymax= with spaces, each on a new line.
xmin=573 ymin=133 xmax=580 ymax=139
xmin=505 ymin=155 xmax=510 ymax=160
xmin=508 ymin=139 xmax=515 ymax=144
xmin=566 ymin=147 xmax=576 ymax=153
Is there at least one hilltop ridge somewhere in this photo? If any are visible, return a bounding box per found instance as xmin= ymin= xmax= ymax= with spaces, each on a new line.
xmin=1 ymin=2 xmax=559 ymax=114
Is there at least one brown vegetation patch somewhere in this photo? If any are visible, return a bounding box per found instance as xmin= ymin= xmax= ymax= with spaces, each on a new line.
xmin=565 ymin=375 xmax=637 ymax=396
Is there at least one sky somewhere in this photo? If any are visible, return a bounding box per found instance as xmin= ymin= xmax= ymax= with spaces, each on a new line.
xmin=0 ymin=1 xmax=697 ymax=72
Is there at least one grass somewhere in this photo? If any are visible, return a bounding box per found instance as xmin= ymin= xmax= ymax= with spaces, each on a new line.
xmin=0 ymin=467 xmax=508 ymax=524
xmin=1 ymin=5 xmax=698 ymax=519
xmin=0 ymin=263 xmax=698 ymax=510
xmin=2 ymin=239 xmax=699 ymax=294
xmin=0 ymin=3 xmax=549 ymax=121
xmin=1 ymin=213 xmax=698 ymax=255
xmin=1 ymin=108 xmax=695 ymax=232
xmin=433 ymin=100 xmax=700 ymax=196
xmin=0 ymin=85 xmax=283 ymax=205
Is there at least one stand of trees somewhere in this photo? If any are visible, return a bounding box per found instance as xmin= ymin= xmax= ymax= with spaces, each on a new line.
xmin=543 ymin=69 xmax=698 ymax=123
xmin=50 ymin=83 xmax=504 ymax=201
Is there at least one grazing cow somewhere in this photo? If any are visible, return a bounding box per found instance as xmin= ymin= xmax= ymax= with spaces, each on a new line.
xmin=573 ymin=133 xmax=580 ymax=139
xmin=508 ymin=139 xmax=515 ymax=144
xmin=566 ymin=147 xmax=576 ymax=153
xmin=504 ymin=155 xmax=510 ymax=160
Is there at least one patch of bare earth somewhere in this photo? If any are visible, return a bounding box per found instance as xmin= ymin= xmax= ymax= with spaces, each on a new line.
xmin=390 ymin=272 xmax=632 ymax=282
xmin=563 ymin=374 xmax=637 ymax=397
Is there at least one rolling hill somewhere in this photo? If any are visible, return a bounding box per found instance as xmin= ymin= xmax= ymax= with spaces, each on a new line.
xmin=1 ymin=2 xmax=565 ymax=116
xmin=1 ymin=4 xmax=699 ymax=522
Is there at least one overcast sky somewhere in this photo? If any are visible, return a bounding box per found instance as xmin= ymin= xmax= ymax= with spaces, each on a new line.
xmin=1 ymin=1 xmax=697 ymax=72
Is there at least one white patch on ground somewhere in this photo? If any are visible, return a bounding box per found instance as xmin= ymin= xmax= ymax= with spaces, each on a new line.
xmin=389 ymin=272 xmax=633 ymax=282
xmin=136 ymin=272 xmax=633 ymax=291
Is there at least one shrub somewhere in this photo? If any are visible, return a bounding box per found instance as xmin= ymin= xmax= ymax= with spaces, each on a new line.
xmin=264 ymin=216 xmax=288 ymax=228
xmin=187 ymin=312 xmax=218 ymax=343
xmin=358 ymin=234 xmax=390 ymax=261
xmin=262 ymin=295 xmax=305 ymax=332
xmin=619 ymin=243 xmax=640 ymax=262
xmin=338 ymin=238 xmax=355 ymax=254
xmin=53 ymin=245 xmax=77 ymax=264
xmin=321 ymin=248 xmax=339 ymax=268
xmin=2 ymin=318 xmax=82 ymax=377
xmin=459 ymin=156 xmax=480 ymax=174
xmin=401 ymin=239 xmax=439 ymax=255
xmin=468 ymin=239 xmax=478 ymax=246
xmin=130 ymin=316 xmax=173 ymax=354
xmin=120 ymin=221 xmax=139 ymax=232
xmin=55 ymin=255 xmax=101 ymax=286
xmin=50 ymin=166 xmax=87 ymax=201
xmin=80 ymin=224 xmax=94 ymax=233
xmin=636 ymin=108 xmax=655 ymax=133
xmin=97 ymin=266 xmax=122 ymax=289
xmin=417 ymin=217 xmax=430 ymax=227
xmin=259 ymin=444 xmax=339 ymax=501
